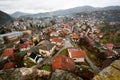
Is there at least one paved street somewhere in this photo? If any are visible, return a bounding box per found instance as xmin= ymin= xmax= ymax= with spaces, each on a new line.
xmin=64 ymin=36 xmax=74 ymax=48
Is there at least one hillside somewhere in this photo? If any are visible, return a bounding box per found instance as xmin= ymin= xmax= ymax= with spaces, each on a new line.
xmin=0 ymin=11 xmax=12 ymax=26
xmin=11 ymin=11 xmax=32 ymax=18
xmin=11 ymin=6 xmax=120 ymax=18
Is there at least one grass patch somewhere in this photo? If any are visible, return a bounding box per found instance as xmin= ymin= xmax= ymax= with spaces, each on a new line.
xmin=22 ymin=58 xmax=36 ymax=68
xmin=81 ymin=46 xmax=102 ymax=66
xmin=60 ymin=48 xmax=68 ymax=56
xmin=39 ymin=78 xmax=43 ymax=80
xmin=0 ymin=49 xmax=4 ymax=56
xmin=41 ymin=65 xmax=51 ymax=71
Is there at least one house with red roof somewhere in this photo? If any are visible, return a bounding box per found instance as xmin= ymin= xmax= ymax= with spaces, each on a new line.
xmin=3 ymin=62 xmax=15 ymax=70
xmin=52 ymin=55 xmax=75 ymax=71
xmin=105 ymin=43 xmax=114 ymax=50
xmin=38 ymin=40 xmax=56 ymax=57
xmin=2 ymin=48 xmax=14 ymax=59
xmin=58 ymin=29 xmax=67 ymax=37
xmin=89 ymin=33 xmax=96 ymax=39
xmin=19 ymin=40 xmax=31 ymax=51
xmin=81 ymin=25 xmax=87 ymax=30
xmin=70 ymin=33 xmax=79 ymax=42
xmin=68 ymin=48 xmax=85 ymax=62
xmin=50 ymin=32 xmax=59 ymax=37
xmin=50 ymin=37 xmax=64 ymax=47
xmin=80 ymin=31 xmax=86 ymax=38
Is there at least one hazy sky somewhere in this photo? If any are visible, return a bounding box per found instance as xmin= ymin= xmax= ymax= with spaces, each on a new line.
xmin=0 ymin=0 xmax=120 ymax=14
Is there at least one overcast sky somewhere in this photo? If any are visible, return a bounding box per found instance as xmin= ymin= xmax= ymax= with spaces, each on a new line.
xmin=0 ymin=0 xmax=120 ymax=14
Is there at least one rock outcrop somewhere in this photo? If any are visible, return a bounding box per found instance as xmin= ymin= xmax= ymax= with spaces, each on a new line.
xmin=0 ymin=67 xmax=50 ymax=80
xmin=50 ymin=69 xmax=83 ymax=80
xmin=93 ymin=60 xmax=120 ymax=80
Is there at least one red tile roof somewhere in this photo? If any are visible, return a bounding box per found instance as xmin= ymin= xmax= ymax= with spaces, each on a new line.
xmin=49 ymin=29 xmax=56 ymax=33
xmin=89 ymin=33 xmax=95 ymax=38
xmin=19 ymin=41 xmax=30 ymax=49
xmin=2 ymin=48 xmax=14 ymax=57
xmin=71 ymin=33 xmax=79 ymax=39
xmin=59 ymin=29 xmax=67 ymax=35
xmin=3 ymin=62 xmax=15 ymax=70
xmin=81 ymin=25 xmax=87 ymax=30
xmin=105 ymin=43 xmax=114 ymax=47
xmin=80 ymin=31 xmax=85 ymax=38
xmin=68 ymin=48 xmax=85 ymax=58
xmin=52 ymin=55 xmax=75 ymax=71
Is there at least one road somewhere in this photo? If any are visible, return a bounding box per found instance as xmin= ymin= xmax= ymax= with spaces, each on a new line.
xmin=84 ymin=27 xmax=100 ymax=73
xmin=64 ymin=36 xmax=74 ymax=48
xmin=85 ymin=54 xmax=100 ymax=74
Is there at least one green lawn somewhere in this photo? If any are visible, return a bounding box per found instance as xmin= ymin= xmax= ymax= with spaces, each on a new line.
xmin=22 ymin=58 xmax=36 ymax=68
xmin=41 ymin=65 xmax=51 ymax=71
xmin=60 ymin=48 xmax=68 ymax=56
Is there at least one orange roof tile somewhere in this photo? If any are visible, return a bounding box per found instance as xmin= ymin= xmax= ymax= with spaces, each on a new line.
xmin=89 ymin=34 xmax=95 ymax=38
xmin=2 ymin=48 xmax=14 ymax=57
xmin=71 ymin=33 xmax=79 ymax=39
xmin=52 ymin=55 xmax=75 ymax=71
xmin=19 ymin=41 xmax=31 ymax=49
xmin=81 ymin=25 xmax=87 ymax=30
xmin=68 ymin=48 xmax=85 ymax=58
xmin=3 ymin=62 xmax=15 ymax=70
xmin=105 ymin=43 xmax=114 ymax=47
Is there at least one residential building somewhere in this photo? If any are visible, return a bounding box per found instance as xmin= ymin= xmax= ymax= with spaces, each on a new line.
xmin=81 ymin=25 xmax=87 ymax=30
xmin=52 ymin=55 xmax=75 ymax=71
xmin=50 ymin=37 xmax=64 ymax=47
xmin=3 ymin=62 xmax=15 ymax=70
xmin=19 ymin=40 xmax=31 ymax=51
xmin=1 ymin=48 xmax=14 ymax=59
xmin=68 ymin=48 xmax=85 ymax=62
xmin=50 ymin=32 xmax=59 ymax=37
xmin=105 ymin=43 xmax=114 ymax=50
xmin=29 ymin=52 xmax=44 ymax=63
xmin=105 ymin=49 xmax=116 ymax=58
xmin=38 ymin=40 xmax=56 ymax=57
xmin=70 ymin=33 xmax=79 ymax=42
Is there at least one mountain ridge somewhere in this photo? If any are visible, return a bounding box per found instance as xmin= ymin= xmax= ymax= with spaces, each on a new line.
xmin=11 ymin=6 xmax=120 ymax=18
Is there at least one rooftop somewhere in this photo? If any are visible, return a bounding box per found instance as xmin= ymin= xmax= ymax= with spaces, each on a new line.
xmin=52 ymin=55 xmax=75 ymax=71
xmin=68 ymin=48 xmax=85 ymax=58
xmin=37 ymin=40 xmax=55 ymax=51
xmin=2 ymin=48 xmax=14 ymax=57
xmin=71 ymin=33 xmax=79 ymax=39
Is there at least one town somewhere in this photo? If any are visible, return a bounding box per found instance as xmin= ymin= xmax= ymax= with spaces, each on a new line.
xmin=0 ymin=10 xmax=120 ymax=80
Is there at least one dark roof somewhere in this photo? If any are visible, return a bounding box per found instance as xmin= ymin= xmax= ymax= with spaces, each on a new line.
xmin=29 ymin=52 xmax=36 ymax=59
xmin=102 ymin=58 xmax=113 ymax=68
xmin=105 ymin=49 xmax=116 ymax=57
xmin=38 ymin=43 xmax=55 ymax=51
